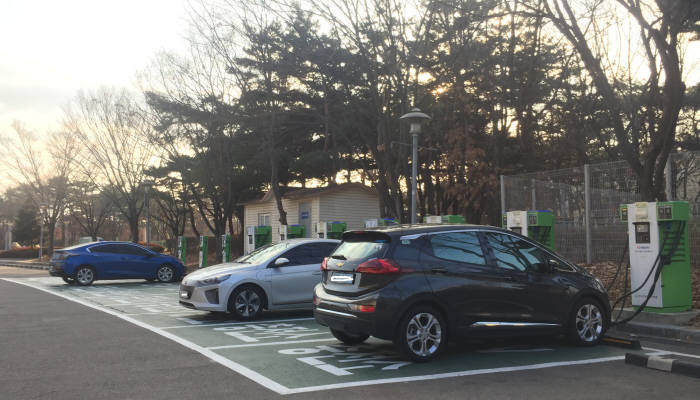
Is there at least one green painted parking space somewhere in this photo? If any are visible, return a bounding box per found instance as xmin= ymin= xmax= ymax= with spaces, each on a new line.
xmin=4 ymin=276 xmax=667 ymax=395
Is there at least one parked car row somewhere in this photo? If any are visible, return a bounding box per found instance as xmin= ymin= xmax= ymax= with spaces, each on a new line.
xmin=49 ymin=224 xmax=611 ymax=362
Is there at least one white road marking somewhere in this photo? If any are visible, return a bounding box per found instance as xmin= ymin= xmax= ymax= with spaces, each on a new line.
xmin=281 ymin=356 xmax=629 ymax=394
xmin=644 ymin=347 xmax=700 ymax=359
xmin=159 ymin=317 xmax=315 ymax=329
xmin=207 ymin=338 xmax=337 ymax=350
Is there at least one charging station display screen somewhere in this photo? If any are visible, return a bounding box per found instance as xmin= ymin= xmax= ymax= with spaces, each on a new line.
xmin=634 ymin=223 xmax=650 ymax=244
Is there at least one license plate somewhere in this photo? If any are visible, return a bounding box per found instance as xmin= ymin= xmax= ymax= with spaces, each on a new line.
xmin=330 ymin=272 xmax=354 ymax=284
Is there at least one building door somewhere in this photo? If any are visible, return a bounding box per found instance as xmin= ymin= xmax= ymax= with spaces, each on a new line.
xmin=299 ymin=202 xmax=312 ymax=238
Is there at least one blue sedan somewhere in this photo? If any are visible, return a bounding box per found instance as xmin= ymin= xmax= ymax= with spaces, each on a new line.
xmin=49 ymin=241 xmax=185 ymax=285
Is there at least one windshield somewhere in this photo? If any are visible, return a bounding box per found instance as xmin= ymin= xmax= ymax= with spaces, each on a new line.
xmin=235 ymin=242 xmax=294 ymax=264
xmin=331 ymin=240 xmax=387 ymax=262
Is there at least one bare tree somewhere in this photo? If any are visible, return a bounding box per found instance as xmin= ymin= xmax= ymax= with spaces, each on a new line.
xmin=64 ymin=88 xmax=157 ymax=242
xmin=2 ymin=122 xmax=76 ymax=256
xmin=67 ymin=180 xmax=114 ymax=241
xmin=523 ymin=0 xmax=697 ymax=200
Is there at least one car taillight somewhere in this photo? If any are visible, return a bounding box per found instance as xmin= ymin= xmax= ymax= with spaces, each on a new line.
xmin=321 ymin=257 xmax=328 ymax=271
xmin=355 ymin=259 xmax=400 ymax=274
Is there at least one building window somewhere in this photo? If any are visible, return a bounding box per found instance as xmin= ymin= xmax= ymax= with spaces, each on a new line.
xmin=258 ymin=213 xmax=271 ymax=226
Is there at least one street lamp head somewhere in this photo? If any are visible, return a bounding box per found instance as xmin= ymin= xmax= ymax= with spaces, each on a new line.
xmin=400 ymin=107 xmax=431 ymax=135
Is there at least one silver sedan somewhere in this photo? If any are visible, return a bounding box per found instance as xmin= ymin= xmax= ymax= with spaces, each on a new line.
xmin=178 ymin=238 xmax=339 ymax=320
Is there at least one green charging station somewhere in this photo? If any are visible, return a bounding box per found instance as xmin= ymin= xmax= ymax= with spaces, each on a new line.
xmin=221 ymin=234 xmax=231 ymax=262
xmin=199 ymin=236 xmax=208 ymax=268
xmin=288 ymin=225 xmax=305 ymax=238
xmin=316 ymin=221 xmax=346 ymax=239
xmin=255 ymin=226 xmax=272 ymax=248
xmin=177 ymin=236 xmax=186 ymax=264
xmin=620 ymin=201 xmax=692 ymax=313
xmin=503 ymin=210 xmax=555 ymax=251
xmin=442 ymin=214 xmax=466 ymax=223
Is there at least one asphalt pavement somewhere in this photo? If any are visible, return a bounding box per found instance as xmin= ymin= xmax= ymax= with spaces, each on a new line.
xmin=1 ymin=267 xmax=699 ymax=399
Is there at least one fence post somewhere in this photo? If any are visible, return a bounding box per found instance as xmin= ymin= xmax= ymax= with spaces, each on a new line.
xmin=531 ymin=178 xmax=536 ymax=210
xmin=500 ymin=175 xmax=506 ymax=216
xmin=584 ymin=164 xmax=592 ymax=264
xmin=665 ymin=156 xmax=673 ymax=200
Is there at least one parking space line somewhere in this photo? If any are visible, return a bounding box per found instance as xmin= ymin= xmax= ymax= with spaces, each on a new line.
xmin=280 ymin=355 xmax=627 ymax=394
xmin=160 ymin=317 xmax=316 ymax=329
xmin=644 ymin=347 xmax=700 ymax=359
xmin=207 ymin=338 xmax=337 ymax=350
xmin=1 ymin=278 xmax=293 ymax=395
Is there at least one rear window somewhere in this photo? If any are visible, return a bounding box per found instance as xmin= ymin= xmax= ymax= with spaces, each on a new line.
xmin=332 ymin=233 xmax=390 ymax=261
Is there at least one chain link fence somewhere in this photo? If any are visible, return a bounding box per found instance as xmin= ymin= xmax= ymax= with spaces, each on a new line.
xmin=502 ymin=152 xmax=700 ymax=267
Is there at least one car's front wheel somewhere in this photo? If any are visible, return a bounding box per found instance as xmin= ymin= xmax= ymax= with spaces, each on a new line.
xmin=74 ymin=266 xmax=95 ymax=286
xmin=156 ymin=265 xmax=176 ymax=283
xmin=396 ymin=306 xmax=447 ymax=362
xmin=330 ymin=329 xmax=369 ymax=345
xmin=568 ymin=298 xmax=607 ymax=346
xmin=228 ymin=285 xmax=264 ymax=321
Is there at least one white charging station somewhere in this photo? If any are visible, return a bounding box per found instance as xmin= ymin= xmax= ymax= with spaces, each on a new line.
xmin=315 ymin=222 xmax=327 ymax=238
xmin=625 ymin=202 xmax=662 ymax=308
xmin=245 ymin=226 xmax=255 ymax=254
xmin=278 ymin=225 xmax=287 ymax=242
xmin=505 ymin=210 xmax=528 ymax=236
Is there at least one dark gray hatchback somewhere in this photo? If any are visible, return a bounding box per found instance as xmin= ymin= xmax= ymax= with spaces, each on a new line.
xmin=313 ymin=224 xmax=611 ymax=361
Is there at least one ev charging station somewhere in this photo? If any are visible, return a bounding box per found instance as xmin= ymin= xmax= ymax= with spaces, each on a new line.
xmin=365 ymin=218 xmax=398 ymax=228
xmin=279 ymin=224 xmax=306 ymax=241
xmin=425 ymin=215 xmax=466 ymax=224
xmin=245 ymin=225 xmax=272 ymax=254
xmin=620 ymin=201 xmax=692 ymax=312
xmin=502 ymin=210 xmax=555 ymax=250
xmin=221 ymin=234 xmax=231 ymax=262
xmin=316 ymin=221 xmax=346 ymax=239
xmin=177 ymin=236 xmax=186 ymax=265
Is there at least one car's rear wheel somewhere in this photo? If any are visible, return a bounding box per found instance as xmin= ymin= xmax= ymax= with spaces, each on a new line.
xmin=330 ymin=329 xmax=369 ymax=345
xmin=396 ymin=306 xmax=447 ymax=362
xmin=156 ymin=265 xmax=176 ymax=283
xmin=228 ymin=285 xmax=264 ymax=320
xmin=568 ymin=298 xmax=606 ymax=346
xmin=74 ymin=266 xmax=95 ymax=286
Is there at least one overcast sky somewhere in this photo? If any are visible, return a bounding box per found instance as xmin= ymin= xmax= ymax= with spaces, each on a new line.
xmin=0 ymin=0 xmax=191 ymax=135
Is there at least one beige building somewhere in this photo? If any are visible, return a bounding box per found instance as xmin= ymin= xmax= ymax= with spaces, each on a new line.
xmin=243 ymin=183 xmax=380 ymax=250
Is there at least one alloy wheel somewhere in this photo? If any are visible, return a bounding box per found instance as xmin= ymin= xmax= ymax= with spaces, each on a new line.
xmin=405 ymin=312 xmax=442 ymax=358
xmin=235 ymin=289 xmax=261 ymax=317
xmin=157 ymin=266 xmax=174 ymax=282
xmin=575 ymin=303 xmax=603 ymax=342
xmin=76 ymin=267 xmax=94 ymax=285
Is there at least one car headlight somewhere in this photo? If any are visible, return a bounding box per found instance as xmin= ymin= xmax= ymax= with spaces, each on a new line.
xmin=198 ymin=274 xmax=232 ymax=286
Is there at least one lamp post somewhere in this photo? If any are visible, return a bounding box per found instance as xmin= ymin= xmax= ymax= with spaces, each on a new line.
xmin=400 ymin=107 xmax=431 ymax=224
xmin=143 ymin=180 xmax=155 ymax=246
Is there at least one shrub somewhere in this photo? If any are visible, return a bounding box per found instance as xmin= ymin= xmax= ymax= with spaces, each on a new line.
xmin=0 ymin=247 xmax=40 ymax=258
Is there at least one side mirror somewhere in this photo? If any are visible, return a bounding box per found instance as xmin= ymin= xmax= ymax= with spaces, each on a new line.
xmin=531 ymin=262 xmax=553 ymax=273
xmin=274 ymin=257 xmax=290 ymax=267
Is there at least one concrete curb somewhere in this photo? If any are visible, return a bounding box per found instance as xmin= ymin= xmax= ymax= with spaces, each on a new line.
xmin=611 ymin=321 xmax=700 ymax=345
xmin=0 ymin=262 xmax=49 ymax=270
xmin=625 ymin=352 xmax=700 ymax=378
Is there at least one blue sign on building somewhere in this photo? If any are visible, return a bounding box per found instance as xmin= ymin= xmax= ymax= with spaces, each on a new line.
xmin=301 ymin=211 xmax=309 ymax=219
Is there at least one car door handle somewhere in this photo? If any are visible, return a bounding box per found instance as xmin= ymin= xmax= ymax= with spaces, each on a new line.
xmin=431 ymin=267 xmax=448 ymax=274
